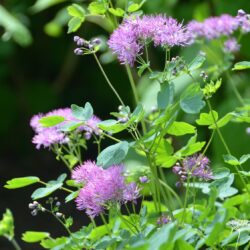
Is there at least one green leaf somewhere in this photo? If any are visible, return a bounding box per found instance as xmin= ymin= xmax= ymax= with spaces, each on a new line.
xmin=127 ymin=3 xmax=140 ymax=12
xmin=223 ymin=154 xmax=240 ymax=166
xmin=175 ymin=135 xmax=205 ymax=157
xmin=196 ymin=111 xmax=218 ymax=126
xmin=98 ymin=119 xmax=127 ymax=133
xmin=108 ymin=8 xmax=124 ymax=17
xmin=180 ymin=84 xmax=205 ymax=114
xmin=71 ymin=102 xmax=93 ymax=121
xmin=148 ymin=222 xmax=177 ymax=249
xmin=60 ymin=121 xmax=83 ymax=132
xmin=88 ymin=2 xmax=107 ymax=15
xmin=209 ymin=112 xmax=234 ymax=129
xmin=40 ymin=237 xmax=68 ymax=248
xmin=67 ymin=4 xmax=85 ymax=18
xmin=239 ymin=170 xmax=250 ymax=177
xmin=167 ymin=121 xmax=196 ymax=136
xmin=232 ymin=61 xmax=250 ymax=71
xmin=176 ymin=239 xmax=194 ymax=250
xmin=30 ymin=0 xmax=66 ymax=13
xmin=210 ymin=174 xmax=238 ymax=199
xmin=97 ymin=141 xmax=129 ymax=168
xmin=68 ymin=17 xmax=84 ymax=33
xmin=0 ymin=5 xmax=32 ymax=46
xmin=213 ymin=167 xmax=230 ymax=179
xmin=0 ymin=209 xmax=14 ymax=239
xmin=22 ymin=231 xmax=50 ymax=243
xmin=31 ymin=183 xmax=63 ymax=200
xmin=4 ymin=176 xmax=40 ymax=189
xmin=188 ymin=54 xmax=206 ymax=71
xmin=31 ymin=174 xmax=66 ymax=200
xmin=157 ymin=82 xmax=174 ymax=110
xmin=239 ymin=154 xmax=250 ymax=164
xmin=39 ymin=115 xmax=65 ymax=127
xmin=130 ymin=104 xmax=145 ymax=123
xmin=65 ymin=191 xmax=79 ymax=203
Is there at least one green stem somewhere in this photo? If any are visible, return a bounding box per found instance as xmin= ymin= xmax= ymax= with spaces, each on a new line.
xmin=226 ymin=72 xmax=245 ymax=106
xmin=158 ymin=173 xmax=183 ymax=208
xmin=100 ymin=213 xmax=111 ymax=236
xmin=125 ymin=64 xmax=147 ymax=134
xmin=39 ymin=181 xmax=73 ymax=193
xmin=10 ymin=238 xmax=21 ymax=250
xmin=102 ymin=132 xmax=121 ymax=143
xmin=182 ymin=174 xmax=191 ymax=224
xmin=207 ymin=99 xmax=250 ymax=194
xmin=93 ymin=53 xmax=125 ymax=106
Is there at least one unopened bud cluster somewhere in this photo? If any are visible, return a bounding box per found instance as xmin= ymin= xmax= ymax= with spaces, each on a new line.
xmin=28 ymin=201 xmax=45 ymax=216
xmin=170 ymin=56 xmax=186 ymax=76
xmin=73 ymin=36 xmax=101 ymax=55
xmin=117 ymin=106 xmax=130 ymax=123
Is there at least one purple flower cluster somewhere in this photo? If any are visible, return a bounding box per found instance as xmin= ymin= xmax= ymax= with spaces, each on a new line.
xmin=108 ymin=15 xmax=191 ymax=65
xmin=187 ymin=9 xmax=250 ymax=42
xmin=173 ymin=154 xmax=213 ymax=187
xmin=72 ymin=161 xmax=140 ymax=217
xmin=157 ymin=215 xmax=171 ymax=226
xmin=30 ymin=108 xmax=101 ymax=149
xmin=223 ymin=38 xmax=240 ymax=53
xmin=30 ymin=108 xmax=72 ymax=149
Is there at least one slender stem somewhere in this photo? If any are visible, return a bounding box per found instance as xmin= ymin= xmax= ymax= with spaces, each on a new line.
xmin=125 ymin=64 xmax=147 ymax=134
xmin=125 ymin=64 xmax=139 ymax=104
xmin=102 ymin=132 xmax=121 ymax=143
xmin=207 ymin=99 xmax=250 ymax=194
xmin=226 ymin=71 xmax=245 ymax=106
xmin=90 ymin=217 xmax=97 ymax=228
xmin=39 ymin=181 xmax=73 ymax=193
xmin=93 ymin=53 xmax=125 ymax=106
xmin=10 ymin=238 xmax=21 ymax=250
xmin=158 ymin=172 xmax=183 ymax=208
xmin=182 ymin=174 xmax=191 ymax=224
xmin=100 ymin=213 xmax=111 ymax=236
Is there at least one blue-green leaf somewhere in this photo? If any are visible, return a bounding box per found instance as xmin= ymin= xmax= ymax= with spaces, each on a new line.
xmin=71 ymin=102 xmax=93 ymax=121
xmin=157 ymin=82 xmax=174 ymax=110
xmin=97 ymin=141 xmax=129 ymax=168
xmin=180 ymin=84 xmax=205 ymax=114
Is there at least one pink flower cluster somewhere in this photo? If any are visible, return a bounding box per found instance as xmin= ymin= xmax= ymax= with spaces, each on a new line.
xmin=187 ymin=9 xmax=250 ymax=43
xmin=72 ymin=161 xmax=140 ymax=217
xmin=30 ymin=108 xmax=101 ymax=149
xmin=108 ymin=15 xmax=191 ymax=65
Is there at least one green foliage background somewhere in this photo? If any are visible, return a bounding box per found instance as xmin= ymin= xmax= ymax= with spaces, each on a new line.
xmin=1 ymin=0 xmax=250 ymax=249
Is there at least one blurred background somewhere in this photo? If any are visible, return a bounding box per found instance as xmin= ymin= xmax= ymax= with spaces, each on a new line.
xmin=1 ymin=0 xmax=250 ymax=249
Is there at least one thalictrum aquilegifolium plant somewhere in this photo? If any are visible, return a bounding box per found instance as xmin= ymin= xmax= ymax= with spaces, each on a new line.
xmin=3 ymin=1 xmax=250 ymax=249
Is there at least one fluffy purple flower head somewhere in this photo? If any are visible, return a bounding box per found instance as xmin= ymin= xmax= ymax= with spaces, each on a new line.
xmin=224 ymin=38 xmax=240 ymax=53
xmin=148 ymin=16 xmax=191 ymax=47
xmin=30 ymin=108 xmax=102 ymax=149
xmin=236 ymin=9 xmax=250 ymax=33
xmin=82 ymin=115 xmax=102 ymax=139
xmin=108 ymin=19 xmax=141 ymax=65
xmin=72 ymin=162 xmax=140 ymax=217
xmin=123 ymin=182 xmax=141 ymax=203
xmin=187 ymin=14 xmax=238 ymax=41
xmin=108 ymin=15 xmax=191 ymax=66
xmin=173 ymin=154 xmax=213 ymax=186
xmin=30 ymin=108 xmax=73 ymax=149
